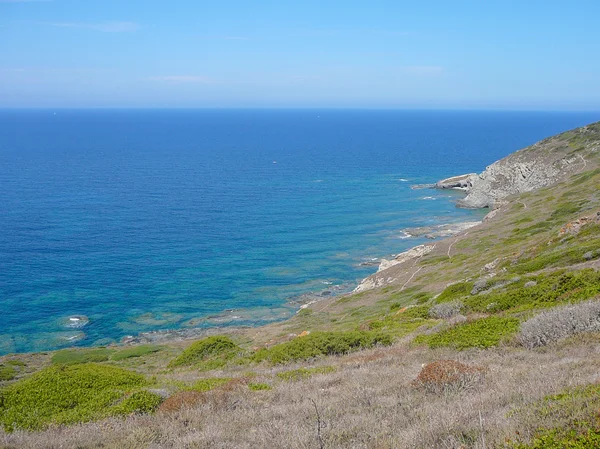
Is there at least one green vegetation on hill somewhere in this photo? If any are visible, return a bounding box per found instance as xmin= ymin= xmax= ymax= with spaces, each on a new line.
xmin=414 ymin=316 xmax=520 ymax=350
xmin=0 ymin=365 xmax=17 ymax=382
xmin=252 ymin=331 xmax=392 ymax=364
xmin=110 ymin=344 xmax=163 ymax=361
xmin=189 ymin=377 xmax=232 ymax=392
xmin=51 ymin=345 xmax=164 ymax=365
xmin=51 ymin=347 xmax=115 ymax=365
xmin=508 ymin=383 xmax=600 ymax=448
xmin=276 ymin=366 xmax=336 ymax=381
xmin=464 ymin=269 xmax=600 ymax=313
xmin=168 ymin=336 xmax=241 ymax=369
xmin=0 ymin=363 xmax=159 ymax=432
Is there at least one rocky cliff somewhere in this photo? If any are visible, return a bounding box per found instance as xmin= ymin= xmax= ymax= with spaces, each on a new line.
xmin=437 ymin=122 xmax=600 ymax=208
xmin=354 ymin=121 xmax=600 ymax=294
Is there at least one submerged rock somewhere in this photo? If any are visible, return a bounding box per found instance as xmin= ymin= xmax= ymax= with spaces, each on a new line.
xmin=61 ymin=315 xmax=89 ymax=329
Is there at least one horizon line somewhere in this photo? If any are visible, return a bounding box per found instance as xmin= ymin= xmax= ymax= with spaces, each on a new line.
xmin=1 ymin=107 xmax=600 ymax=113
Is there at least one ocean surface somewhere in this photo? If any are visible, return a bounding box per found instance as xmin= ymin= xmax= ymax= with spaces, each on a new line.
xmin=1 ymin=109 xmax=598 ymax=355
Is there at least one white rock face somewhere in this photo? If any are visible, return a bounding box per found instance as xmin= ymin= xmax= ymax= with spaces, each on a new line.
xmin=455 ymin=146 xmax=583 ymax=209
xmin=376 ymin=244 xmax=435 ymax=273
xmin=435 ymin=124 xmax=600 ymax=209
xmin=354 ymin=244 xmax=435 ymax=293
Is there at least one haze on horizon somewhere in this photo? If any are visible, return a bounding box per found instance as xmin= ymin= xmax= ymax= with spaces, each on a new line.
xmin=1 ymin=0 xmax=600 ymax=110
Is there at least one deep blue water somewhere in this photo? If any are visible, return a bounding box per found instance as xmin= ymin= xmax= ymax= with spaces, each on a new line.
xmin=0 ymin=109 xmax=598 ymax=354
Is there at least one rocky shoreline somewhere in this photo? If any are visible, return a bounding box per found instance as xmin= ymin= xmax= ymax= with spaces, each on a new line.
xmin=119 ymin=283 xmax=354 ymax=345
xmin=433 ymin=132 xmax=590 ymax=208
xmin=62 ymin=127 xmax=600 ymax=350
xmin=352 ymin=124 xmax=600 ymax=295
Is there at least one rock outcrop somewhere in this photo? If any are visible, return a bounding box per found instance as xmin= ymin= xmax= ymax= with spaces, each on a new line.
xmin=401 ymin=221 xmax=481 ymax=239
xmin=436 ymin=122 xmax=600 ymax=208
xmin=354 ymin=244 xmax=434 ymax=293
xmin=435 ymin=173 xmax=477 ymax=190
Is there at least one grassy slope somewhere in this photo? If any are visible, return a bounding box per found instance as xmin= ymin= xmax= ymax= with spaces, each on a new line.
xmin=2 ymin=121 xmax=600 ymax=448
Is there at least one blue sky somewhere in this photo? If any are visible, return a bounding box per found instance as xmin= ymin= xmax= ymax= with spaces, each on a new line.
xmin=1 ymin=0 xmax=599 ymax=109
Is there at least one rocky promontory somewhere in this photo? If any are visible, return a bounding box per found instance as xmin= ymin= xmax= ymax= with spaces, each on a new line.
xmin=436 ymin=122 xmax=600 ymax=208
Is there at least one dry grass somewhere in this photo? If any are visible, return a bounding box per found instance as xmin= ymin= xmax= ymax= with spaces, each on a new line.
xmin=2 ymin=335 xmax=600 ymax=449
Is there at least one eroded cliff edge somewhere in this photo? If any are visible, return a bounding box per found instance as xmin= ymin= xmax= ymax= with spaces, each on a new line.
xmin=355 ymin=121 xmax=600 ymax=293
xmin=436 ymin=122 xmax=600 ymax=208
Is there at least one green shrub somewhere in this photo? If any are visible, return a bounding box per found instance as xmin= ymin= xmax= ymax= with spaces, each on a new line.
xmin=509 ymin=428 xmax=600 ymax=448
xmin=5 ymin=360 xmax=26 ymax=367
xmin=0 ymin=365 xmax=17 ymax=382
xmin=168 ymin=336 xmax=241 ymax=368
xmin=414 ymin=292 xmax=432 ymax=304
xmin=51 ymin=348 xmax=115 ymax=365
xmin=108 ymin=390 xmax=163 ymax=416
xmin=464 ymin=269 xmax=600 ymax=313
xmin=189 ymin=377 xmax=231 ymax=392
xmin=414 ymin=316 xmax=520 ymax=350
xmin=252 ymin=331 xmax=393 ymax=365
xmin=248 ymin=383 xmax=272 ymax=391
xmin=508 ymin=384 xmax=600 ymax=448
xmin=297 ymin=308 xmax=313 ymax=317
xmin=436 ymin=282 xmax=474 ymax=303
xmin=276 ymin=366 xmax=336 ymax=381
xmin=401 ymin=305 xmax=431 ymax=319
xmin=0 ymin=363 xmax=150 ymax=431
xmin=368 ymin=315 xmax=429 ymax=337
xmin=110 ymin=345 xmax=162 ymax=361
xmin=511 ymin=233 xmax=600 ymax=274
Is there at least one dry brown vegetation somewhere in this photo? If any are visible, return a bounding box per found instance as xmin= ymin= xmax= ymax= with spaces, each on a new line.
xmin=2 ymin=335 xmax=600 ymax=449
xmin=412 ymin=359 xmax=484 ymax=394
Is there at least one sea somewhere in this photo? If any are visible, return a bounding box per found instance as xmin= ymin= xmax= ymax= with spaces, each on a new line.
xmin=0 ymin=109 xmax=598 ymax=355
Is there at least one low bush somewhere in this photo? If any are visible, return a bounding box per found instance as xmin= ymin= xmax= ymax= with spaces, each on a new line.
xmin=276 ymin=366 xmax=336 ymax=381
xmin=0 ymin=363 xmax=152 ymax=431
xmin=368 ymin=310 xmax=432 ymax=336
xmin=429 ymin=300 xmax=463 ymax=319
xmin=110 ymin=344 xmax=162 ymax=361
xmin=4 ymin=360 xmax=25 ymax=367
xmin=168 ymin=336 xmax=241 ymax=368
xmin=390 ymin=292 xmax=431 ymax=311
xmin=400 ymin=305 xmax=431 ymax=319
xmin=508 ymin=383 xmax=600 ymax=448
xmin=511 ymin=233 xmax=600 ymax=274
xmin=463 ymin=269 xmax=600 ymax=314
xmin=519 ymin=300 xmax=600 ymax=349
xmin=0 ymin=365 xmax=17 ymax=382
xmin=414 ymin=316 xmax=520 ymax=350
xmin=248 ymin=383 xmax=272 ymax=391
xmin=108 ymin=390 xmax=163 ymax=416
xmin=436 ymin=282 xmax=473 ymax=303
xmin=51 ymin=347 xmax=115 ymax=365
xmin=0 ymin=360 xmax=26 ymax=382
xmin=412 ymin=360 xmax=483 ymax=393
xmin=509 ymin=428 xmax=600 ymax=448
xmin=189 ymin=377 xmax=232 ymax=392
xmin=252 ymin=331 xmax=393 ymax=365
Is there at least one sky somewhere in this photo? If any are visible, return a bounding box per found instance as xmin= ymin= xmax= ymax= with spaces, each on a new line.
xmin=1 ymin=0 xmax=600 ymax=109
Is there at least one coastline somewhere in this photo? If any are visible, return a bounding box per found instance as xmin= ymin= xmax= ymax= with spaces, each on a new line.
xmin=115 ymin=215 xmax=484 ymax=348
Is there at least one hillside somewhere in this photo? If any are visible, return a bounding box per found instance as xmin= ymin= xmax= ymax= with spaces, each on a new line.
xmin=2 ymin=121 xmax=600 ymax=449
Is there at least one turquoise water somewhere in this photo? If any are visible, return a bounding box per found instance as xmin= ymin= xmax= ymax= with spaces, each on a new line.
xmin=0 ymin=109 xmax=597 ymax=354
